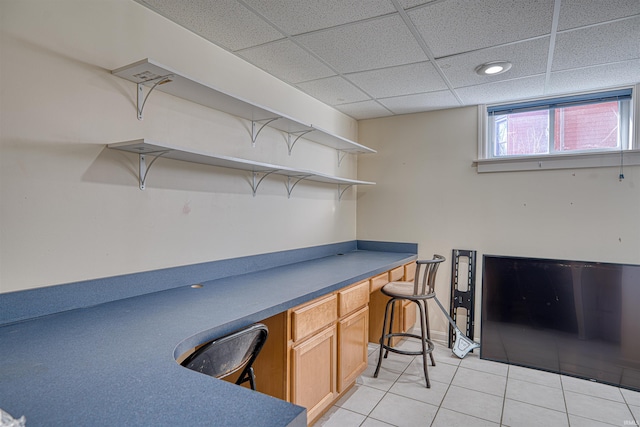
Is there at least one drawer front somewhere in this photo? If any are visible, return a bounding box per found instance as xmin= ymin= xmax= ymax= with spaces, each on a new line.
xmin=404 ymin=262 xmax=417 ymax=282
xmin=338 ymin=281 xmax=370 ymax=317
xmin=369 ymin=272 xmax=389 ymax=293
xmin=389 ymin=266 xmax=404 ymax=282
xmin=291 ymin=294 xmax=338 ymax=343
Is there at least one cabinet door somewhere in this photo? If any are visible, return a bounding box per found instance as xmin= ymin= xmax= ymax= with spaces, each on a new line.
xmin=338 ymin=306 xmax=369 ymax=392
xmin=291 ymin=324 xmax=337 ymax=424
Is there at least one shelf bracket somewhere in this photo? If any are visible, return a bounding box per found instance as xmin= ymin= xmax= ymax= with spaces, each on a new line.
xmin=286 ymin=130 xmax=314 ymax=155
xmin=251 ymin=117 xmax=281 ymax=146
xmin=136 ymin=75 xmax=175 ymax=120
xmin=337 ymin=184 xmax=354 ymax=201
xmin=138 ymin=151 xmax=170 ymax=190
xmin=250 ymin=170 xmax=277 ymax=196
xmin=285 ymin=175 xmax=312 ymax=198
xmin=337 ymin=150 xmax=349 ymax=167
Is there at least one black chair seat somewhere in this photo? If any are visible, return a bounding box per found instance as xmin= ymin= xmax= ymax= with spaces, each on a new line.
xmin=181 ymin=323 xmax=268 ymax=390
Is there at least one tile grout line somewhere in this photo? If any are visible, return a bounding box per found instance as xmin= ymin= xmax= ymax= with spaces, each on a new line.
xmin=428 ymin=356 xmax=461 ymax=427
xmin=620 ymin=389 xmax=639 ymax=427
xmin=499 ymin=365 xmax=510 ymax=426
xmin=360 ymin=345 xmax=415 ymax=427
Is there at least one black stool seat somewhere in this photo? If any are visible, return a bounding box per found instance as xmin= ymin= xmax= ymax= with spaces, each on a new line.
xmin=373 ymin=255 xmax=445 ymax=388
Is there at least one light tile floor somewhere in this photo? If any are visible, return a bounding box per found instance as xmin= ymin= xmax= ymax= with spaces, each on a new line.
xmin=316 ymin=338 xmax=640 ymax=427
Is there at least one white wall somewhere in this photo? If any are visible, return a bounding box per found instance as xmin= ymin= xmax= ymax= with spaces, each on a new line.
xmin=0 ymin=0 xmax=360 ymax=293
xmin=357 ymin=106 xmax=640 ymax=340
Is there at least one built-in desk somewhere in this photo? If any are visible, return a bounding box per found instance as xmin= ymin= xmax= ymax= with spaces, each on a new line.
xmin=0 ymin=242 xmax=416 ymax=427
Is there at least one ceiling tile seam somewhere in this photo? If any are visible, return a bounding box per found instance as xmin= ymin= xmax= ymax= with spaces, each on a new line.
xmin=455 ymin=72 xmax=547 ymax=93
xmin=232 ymin=0 xmax=351 ymax=77
xmin=551 ymin=58 xmax=640 ymax=73
xmin=236 ymin=0 xmax=404 ymax=98
xmin=556 ymin=13 xmax=640 ymax=35
xmin=361 ymin=99 xmax=395 ymax=117
xmin=233 ymin=0 xmax=397 ymax=111
xmin=372 ymin=87 xmax=467 ymax=102
xmin=335 ymin=98 xmax=394 ymax=114
xmin=401 ymin=0 xmax=450 ymax=13
xmin=389 ymin=0 xmax=463 ymax=106
xmin=432 ymin=34 xmax=551 ymax=62
xmin=290 ymin=59 xmax=433 ymax=86
xmin=543 ymin=0 xmax=562 ymax=93
xmin=236 ymin=0 xmax=399 ymax=40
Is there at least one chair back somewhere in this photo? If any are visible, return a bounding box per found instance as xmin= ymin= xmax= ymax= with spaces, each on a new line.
xmin=413 ymin=255 xmax=445 ymax=296
xmin=181 ymin=323 xmax=268 ymax=381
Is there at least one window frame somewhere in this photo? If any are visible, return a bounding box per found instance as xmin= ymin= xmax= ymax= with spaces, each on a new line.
xmin=476 ymin=85 xmax=639 ymax=173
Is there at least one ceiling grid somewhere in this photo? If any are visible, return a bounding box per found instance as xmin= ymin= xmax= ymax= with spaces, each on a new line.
xmin=135 ymin=0 xmax=640 ymax=119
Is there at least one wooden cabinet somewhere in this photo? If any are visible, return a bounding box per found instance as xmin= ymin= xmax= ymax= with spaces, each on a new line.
xmin=288 ymin=294 xmax=338 ymax=423
xmin=253 ymin=311 xmax=290 ymax=401
xmin=291 ymin=294 xmax=337 ymax=342
xmin=252 ymin=265 xmax=415 ymax=425
xmin=368 ymin=272 xmax=390 ymax=342
xmin=389 ymin=265 xmax=404 ymax=282
xmin=291 ymin=324 xmax=337 ymax=423
xmin=338 ymin=280 xmax=369 ymax=317
xmin=369 ymin=272 xmax=389 ymax=293
xmin=337 ymin=281 xmax=369 ymax=393
xmin=338 ymin=306 xmax=368 ymax=392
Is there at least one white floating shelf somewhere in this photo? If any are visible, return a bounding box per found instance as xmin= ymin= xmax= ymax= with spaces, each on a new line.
xmin=111 ymin=59 xmax=375 ymax=157
xmin=107 ymin=139 xmax=375 ymax=198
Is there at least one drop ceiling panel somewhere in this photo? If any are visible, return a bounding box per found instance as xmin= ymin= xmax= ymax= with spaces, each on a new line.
xmin=437 ymin=38 xmax=550 ymax=88
xmin=134 ymin=0 xmax=283 ymax=51
xmin=133 ymin=0 xmax=640 ymax=120
xmin=552 ymin=18 xmax=640 ymax=71
xmin=408 ymin=0 xmax=554 ymax=57
xmin=558 ymin=0 xmax=640 ymax=31
xmin=294 ymin=15 xmax=428 ymax=74
xmin=237 ymin=39 xmax=335 ymax=84
xmin=296 ymin=76 xmax=370 ymax=105
xmin=397 ymin=0 xmax=437 ymax=9
xmin=548 ymin=60 xmax=640 ymax=94
xmin=456 ymin=75 xmax=546 ymax=106
xmin=379 ymin=90 xmax=461 ymax=115
xmin=345 ymin=61 xmax=448 ymax=98
xmin=241 ymin=0 xmax=396 ymax=35
xmin=335 ymin=100 xmax=392 ymax=121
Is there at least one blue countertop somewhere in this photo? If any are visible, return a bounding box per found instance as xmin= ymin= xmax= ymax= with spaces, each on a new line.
xmin=0 ymin=244 xmax=416 ymax=426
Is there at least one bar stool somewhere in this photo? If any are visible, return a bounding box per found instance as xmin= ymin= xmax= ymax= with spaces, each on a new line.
xmin=181 ymin=323 xmax=268 ymax=390
xmin=373 ymin=255 xmax=445 ymax=388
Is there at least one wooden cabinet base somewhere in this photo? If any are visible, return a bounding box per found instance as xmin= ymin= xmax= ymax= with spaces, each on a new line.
xmin=338 ymin=306 xmax=369 ymax=392
xmin=291 ymin=325 xmax=337 ymax=424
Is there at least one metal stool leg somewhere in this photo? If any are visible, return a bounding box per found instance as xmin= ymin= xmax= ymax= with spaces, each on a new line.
xmin=417 ymin=300 xmax=431 ymax=388
xmin=424 ymin=300 xmax=435 ymax=366
xmin=384 ymin=299 xmax=398 ymax=358
xmin=374 ymin=297 xmax=395 ymax=378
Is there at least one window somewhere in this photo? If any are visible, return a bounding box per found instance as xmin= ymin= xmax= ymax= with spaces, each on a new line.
xmin=477 ymin=88 xmax=637 ymax=172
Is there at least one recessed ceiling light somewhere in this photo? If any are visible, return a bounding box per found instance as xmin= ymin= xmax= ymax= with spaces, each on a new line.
xmin=475 ymin=61 xmax=512 ymax=76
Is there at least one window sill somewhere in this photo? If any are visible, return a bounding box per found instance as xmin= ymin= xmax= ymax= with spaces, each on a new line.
xmin=474 ymin=150 xmax=640 ymax=173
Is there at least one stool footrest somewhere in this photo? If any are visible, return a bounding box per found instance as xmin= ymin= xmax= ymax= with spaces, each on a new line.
xmin=379 ymin=333 xmax=434 ymax=356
